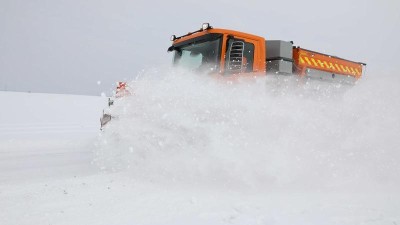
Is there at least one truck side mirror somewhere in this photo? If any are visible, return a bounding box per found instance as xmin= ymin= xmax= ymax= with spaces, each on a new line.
xmin=227 ymin=41 xmax=244 ymax=73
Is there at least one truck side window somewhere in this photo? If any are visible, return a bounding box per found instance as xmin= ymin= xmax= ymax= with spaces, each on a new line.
xmin=243 ymin=42 xmax=254 ymax=72
xmin=225 ymin=39 xmax=254 ymax=73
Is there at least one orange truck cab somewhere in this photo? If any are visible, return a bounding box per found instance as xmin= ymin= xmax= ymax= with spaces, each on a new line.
xmin=168 ymin=23 xmax=366 ymax=83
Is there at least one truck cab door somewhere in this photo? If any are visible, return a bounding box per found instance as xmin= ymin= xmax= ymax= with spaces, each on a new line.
xmin=224 ymin=38 xmax=255 ymax=75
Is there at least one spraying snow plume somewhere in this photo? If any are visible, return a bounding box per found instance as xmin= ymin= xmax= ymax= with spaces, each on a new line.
xmin=94 ymin=69 xmax=400 ymax=191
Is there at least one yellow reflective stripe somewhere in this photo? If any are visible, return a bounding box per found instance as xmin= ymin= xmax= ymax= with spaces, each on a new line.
xmin=324 ymin=61 xmax=330 ymax=68
xmin=355 ymin=68 xmax=361 ymax=75
xmin=300 ymin=57 xmax=305 ymax=64
xmin=304 ymin=57 xmax=312 ymax=65
xmin=346 ymin=66 xmax=351 ymax=73
xmin=329 ymin=63 xmax=336 ymax=70
xmin=317 ymin=60 xmax=325 ymax=68
xmin=340 ymin=65 xmax=347 ymax=72
xmin=311 ymin=58 xmax=318 ymax=66
xmin=335 ymin=64 xmax=342 ymax=72
xmin=350 ymin=67 xmax=356 ymax=74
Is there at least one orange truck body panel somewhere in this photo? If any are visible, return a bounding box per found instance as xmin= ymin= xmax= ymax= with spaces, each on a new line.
xmin=293 ymin=47 xmax=363 ymax=79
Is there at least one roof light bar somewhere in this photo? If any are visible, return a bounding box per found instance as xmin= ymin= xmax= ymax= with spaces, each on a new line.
xmin=202 ymin=23 xmax=211 ymax=30
xmin=170 ymin=23 xmax=213 ymax=42
xmin=170 ymin=35 xmax=176 ymax=41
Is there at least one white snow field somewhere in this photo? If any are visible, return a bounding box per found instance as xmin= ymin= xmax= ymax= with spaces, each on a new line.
xmin=1 ymin=71 xmax=400 ymax=225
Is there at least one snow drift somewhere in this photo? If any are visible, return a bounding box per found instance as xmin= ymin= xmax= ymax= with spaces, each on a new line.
xmin=1 ymin=74 xmax=399 ymax=225
xmin=95 ymin=69 xmax=400 ymax=191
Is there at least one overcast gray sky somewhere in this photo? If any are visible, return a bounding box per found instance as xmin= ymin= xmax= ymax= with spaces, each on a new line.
xmin=1 ymin=0 xmax=399 ymax=95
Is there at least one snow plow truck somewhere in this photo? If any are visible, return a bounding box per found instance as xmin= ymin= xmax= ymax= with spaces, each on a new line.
xmin=168 ymin=23 xmax=366 ymax=82
xmin=100 ymin=23 xmax=366 ymax=129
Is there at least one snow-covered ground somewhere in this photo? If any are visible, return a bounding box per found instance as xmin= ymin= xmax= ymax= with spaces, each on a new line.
xmin=1 ymin=71 xmax=400 ymax=225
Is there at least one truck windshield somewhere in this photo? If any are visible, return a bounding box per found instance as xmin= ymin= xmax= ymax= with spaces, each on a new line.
xmin=172 ymin=35 xmax=221 ymax=73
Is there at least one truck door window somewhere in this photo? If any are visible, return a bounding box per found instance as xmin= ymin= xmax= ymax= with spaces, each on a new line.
xmin=243 ymin=42 xmax=254 ymax=71
xmin=225 ymin=39 xmax=254 ymax=73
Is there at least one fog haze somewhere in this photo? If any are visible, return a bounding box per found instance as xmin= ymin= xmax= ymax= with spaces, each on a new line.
xmin=1 ymin=0 xmax=399 ymax=95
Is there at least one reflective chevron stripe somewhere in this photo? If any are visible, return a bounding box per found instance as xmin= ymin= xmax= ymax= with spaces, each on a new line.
xmin=296 ymin=50 xmax=363 ymax=77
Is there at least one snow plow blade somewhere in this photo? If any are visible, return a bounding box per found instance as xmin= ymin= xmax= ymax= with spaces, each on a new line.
xmin=100 ymin=111 xmax=112 ymax=130
xmin=100 ymin=82 xmax=132 ymax=130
